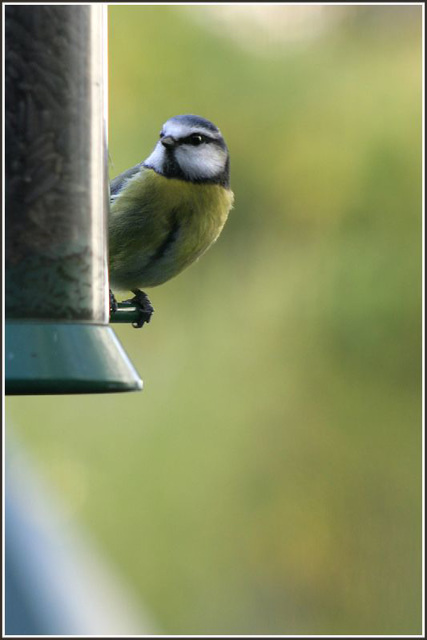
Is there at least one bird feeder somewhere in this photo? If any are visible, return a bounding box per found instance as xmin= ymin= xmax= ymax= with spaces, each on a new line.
xmin=5 ymin=5 xmax=142 ymax=394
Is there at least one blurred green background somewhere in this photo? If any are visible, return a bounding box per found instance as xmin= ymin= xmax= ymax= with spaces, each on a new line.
xmin=6 ymin=5 xmax=422 ymax=635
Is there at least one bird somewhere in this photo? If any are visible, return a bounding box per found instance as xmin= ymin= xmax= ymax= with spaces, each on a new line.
xmin=108 ymin=114 xmax=234 ymax=328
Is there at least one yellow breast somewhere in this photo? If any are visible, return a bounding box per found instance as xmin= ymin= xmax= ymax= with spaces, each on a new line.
xmin=109 ymin=168 xmax=234 ymax=289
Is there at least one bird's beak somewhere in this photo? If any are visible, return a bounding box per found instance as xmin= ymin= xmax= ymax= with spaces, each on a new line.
xmin=161 ymin=136 xmax=176 ymax=148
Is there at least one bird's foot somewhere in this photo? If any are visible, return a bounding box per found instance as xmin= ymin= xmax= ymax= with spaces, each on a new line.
xmin=109 ymin=289 xmax=118 ymax=313
xmin=127 ymin=289 xmax=154 ymax=328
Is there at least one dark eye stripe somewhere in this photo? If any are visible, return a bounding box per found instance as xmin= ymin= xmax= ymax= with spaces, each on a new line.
xmin=181 ymin=133 xmax=213 ymax=145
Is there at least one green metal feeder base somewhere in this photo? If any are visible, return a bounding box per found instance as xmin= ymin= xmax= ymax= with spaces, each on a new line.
xmin=5 ymin=322 xmax=143 ymax=395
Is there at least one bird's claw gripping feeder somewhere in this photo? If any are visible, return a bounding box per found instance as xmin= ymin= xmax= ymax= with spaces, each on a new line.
xmin=5 ymin=5 xmax=143 ymax=394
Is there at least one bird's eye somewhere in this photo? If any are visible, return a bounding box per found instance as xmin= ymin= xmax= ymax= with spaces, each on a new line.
xmin=189 ymin=134 xmax=204 ymax=146
xmin=159 ymin=132 xmax=164 ymax=138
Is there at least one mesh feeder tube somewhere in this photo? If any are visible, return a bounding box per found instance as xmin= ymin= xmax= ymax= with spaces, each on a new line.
xmin=5 ymin=5 xmax=142 ymax=394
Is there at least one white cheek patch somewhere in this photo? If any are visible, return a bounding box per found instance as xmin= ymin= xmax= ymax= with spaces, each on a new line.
xmin=175 ymin=144 xmax=227 ymax=180
xmin=144 ymin=142 xmax=166 ymax=171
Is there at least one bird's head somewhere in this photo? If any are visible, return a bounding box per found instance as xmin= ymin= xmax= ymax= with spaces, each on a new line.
xmin=143 ymin=115 xmax=230 ymax=187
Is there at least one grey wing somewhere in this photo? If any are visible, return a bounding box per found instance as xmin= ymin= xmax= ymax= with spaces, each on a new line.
xmin=110 ymin=162 xmax=143 ymax=200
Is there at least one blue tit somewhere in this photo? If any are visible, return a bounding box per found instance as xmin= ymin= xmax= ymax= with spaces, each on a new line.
xmin=108 ymin=114 xmax=234 ymax=327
